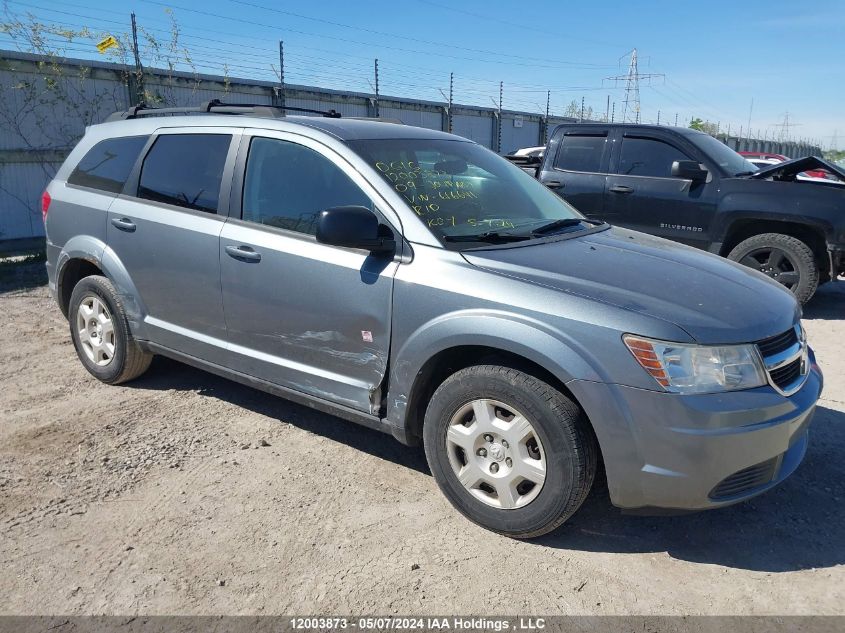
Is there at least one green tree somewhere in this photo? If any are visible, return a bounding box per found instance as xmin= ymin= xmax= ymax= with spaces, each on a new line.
xmin=689 ymin=117 xmax=719 ymax=136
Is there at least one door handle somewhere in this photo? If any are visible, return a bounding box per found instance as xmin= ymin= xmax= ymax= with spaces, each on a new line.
xmin=609 ymin=185 xmax=634 ymax=194
xmin=110 ymin=217 xmax=136 ymax=232
xmin=545 ymin=180 xmax=564 ymax=189
xmin=225 ymin=245 xmax=262 ymax=262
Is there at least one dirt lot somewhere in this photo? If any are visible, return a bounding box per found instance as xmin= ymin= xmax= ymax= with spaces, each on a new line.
xmin=1 ymin=261 xmax=843 ymax=616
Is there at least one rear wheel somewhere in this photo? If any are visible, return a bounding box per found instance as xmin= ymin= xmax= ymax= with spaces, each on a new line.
xmin=423 ymin=365 xmax=597 ymax=538
xmin=728 ymin=233 xmax=819 ymax=304
xmin=69 ymin=275 xmax=152 ymax=384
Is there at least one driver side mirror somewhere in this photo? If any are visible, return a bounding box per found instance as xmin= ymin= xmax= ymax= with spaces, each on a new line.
xmin=671 ymin=160 xmax=708 ymax=182
xmin=316 ymin=206 xmax=396 ymax=254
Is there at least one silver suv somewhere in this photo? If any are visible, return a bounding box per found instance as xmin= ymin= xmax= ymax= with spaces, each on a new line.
xmin=44 ymin=103 xmax=823 ymax=538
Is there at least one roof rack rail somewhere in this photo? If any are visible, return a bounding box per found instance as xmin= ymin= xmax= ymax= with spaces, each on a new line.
xmin=105 ymin=99 xmax=342 ymax=122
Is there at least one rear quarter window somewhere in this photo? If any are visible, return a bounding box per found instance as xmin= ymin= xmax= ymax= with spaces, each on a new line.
xmin=67 ymin=135 xmax=149 ymax=193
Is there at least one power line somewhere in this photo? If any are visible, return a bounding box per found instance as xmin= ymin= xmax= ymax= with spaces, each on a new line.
xmin=222 ymin=0 xmax=616 ymax=68
xmin=140 ymin=0 xmax=614 ymax=71
xmin=412 ymin=0 xmax=623 ymax=49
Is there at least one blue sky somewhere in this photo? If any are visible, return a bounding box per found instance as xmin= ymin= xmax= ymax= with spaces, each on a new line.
xmin=3 ymin=0 xmax=843 ymax=148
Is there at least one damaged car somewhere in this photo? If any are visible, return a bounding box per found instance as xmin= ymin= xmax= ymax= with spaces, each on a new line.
xmin=44 ymin=103 xmax=822 ymax=538
xmin=535 ymin=123 xmax=845 ymax=303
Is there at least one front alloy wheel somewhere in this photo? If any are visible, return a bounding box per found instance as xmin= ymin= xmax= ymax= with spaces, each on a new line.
xmin=424 ymin=365 xmax=597 ymax=538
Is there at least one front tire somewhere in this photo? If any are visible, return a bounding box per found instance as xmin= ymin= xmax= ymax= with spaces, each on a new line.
xmin=423 ymin=365 xmax=597 ymax=538
xmin=68 ymin=275 xmax=152 ymax=384
xmin=727 ymin=233 xmax=819 ymax=304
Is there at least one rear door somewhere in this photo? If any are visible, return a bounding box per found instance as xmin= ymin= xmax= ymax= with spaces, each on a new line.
xmin=537 ymin=127 xmax=611 ymax=217
xmin=219 ymin=130 xmax=400 ymax=414
xmin=107 ymin=127 xmax=240 ymax=363
xmin=604 ymin=129 xmax=718 ymax=248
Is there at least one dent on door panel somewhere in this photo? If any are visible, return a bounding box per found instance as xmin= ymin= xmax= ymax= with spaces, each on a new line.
xmin=220 ymin=222 xmax=398 ymax=413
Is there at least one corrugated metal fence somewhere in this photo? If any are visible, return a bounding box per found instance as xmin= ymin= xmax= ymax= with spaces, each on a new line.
xmin=0 ymin=49 xmax=823 ymax=251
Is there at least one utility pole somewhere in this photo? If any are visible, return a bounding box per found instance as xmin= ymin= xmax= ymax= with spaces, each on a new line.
xmin=605 ymin=94 xmax=610 ymax=122
xmin=745 ymin=97 xmax=753 ymax=142
xmin=544 ymin=90 xmax=551 ymax=142
xmin=129 ymin=12 xmax=144 ymax=105
xmin=448 ymin=72 xmax=453 ymax=133
xmin=373 ymin=58 xmax=380 ymax=118
xmin=604 ymin=49 xmax=663 ymax=125
xmin=657 ymin=110 xmax=661 ymax=125
xmin=440 ymin=75 xmax=453 ymax=133
xmin=674 ymin=112 xmax=678 ymax=126
xmin=498 ymin=81 xmax=503 ymax=153
xmin=611 ymin=102 xmax=615 ymax=123
xmin=579 ymin=96 xmax=585 ymax=123
xmin=278 ymin=40 xmax=286 ymax=114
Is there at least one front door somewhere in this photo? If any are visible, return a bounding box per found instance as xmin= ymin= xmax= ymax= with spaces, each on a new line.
xmin=603 ymin=131 xmax=717 ymax=248
xmin=219 ymin=132 xmax=399 ymax=413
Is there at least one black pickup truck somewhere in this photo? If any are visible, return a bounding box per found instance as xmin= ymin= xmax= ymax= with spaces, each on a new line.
xmin=520 ymin=123 xmax=845 ymax=303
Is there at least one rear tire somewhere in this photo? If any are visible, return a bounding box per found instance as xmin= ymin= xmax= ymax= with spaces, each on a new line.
xmin=727 ymin=233 xmax=819 ymax=304
xmin=68 ymin=275 xmax=152 ymax=384
xmin=423 ymin=365 xmax=597 ymax=538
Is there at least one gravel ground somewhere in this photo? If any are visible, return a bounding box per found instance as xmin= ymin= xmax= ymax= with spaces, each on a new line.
xmin=0 ymin=262 xmax=843 ymax=615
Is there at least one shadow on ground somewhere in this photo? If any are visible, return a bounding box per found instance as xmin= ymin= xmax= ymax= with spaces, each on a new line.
xmin=131 ymin=356 xmax=431 ymax=475
xmin=0 ymin=255 xmax=47 ymax=294
xmin=803 ymin=280 xmax=845 ymax=320
xmin=133 ymin=357 xmax=844 ymax=574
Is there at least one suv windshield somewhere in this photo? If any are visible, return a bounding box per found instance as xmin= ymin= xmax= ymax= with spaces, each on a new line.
xmin=691 ymin=132 xmax=757 ymax=176
xmin=348 ymin=139 xmax=588 ymax=245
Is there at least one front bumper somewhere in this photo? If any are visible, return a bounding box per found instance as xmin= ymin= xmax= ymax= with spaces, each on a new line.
xmin=568 ymin=352 xmax=823 ymax=511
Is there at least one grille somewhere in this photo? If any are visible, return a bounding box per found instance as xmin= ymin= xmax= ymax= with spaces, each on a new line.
xmin=757 ymin=328 xmax=798 ymax=357
xmin=709 ymin=457 xmax=779 ymax=500
xmin=755 ymin=325 xmax=806 ymax=395
xmin=770 ymin=358 xmax=803 ymax=390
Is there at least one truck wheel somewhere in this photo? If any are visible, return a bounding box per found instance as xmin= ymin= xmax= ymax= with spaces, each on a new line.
xmin=69 ymin=275 xmax=153 ymax=384
xmin=728 ymin=233 xmax=819 ymax=304
xmin=423 ymin=365 xmax=597 ymax=538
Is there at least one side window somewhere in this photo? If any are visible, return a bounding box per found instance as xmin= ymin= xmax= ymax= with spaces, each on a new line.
xmin=242 ymin=137 xmax=372 ymax=235
xmin=67 ymin=135 xmax=149 ymax=193
xmin=553 ymin=134 xmax=606 ymax=173
xmin=138 ymin=134 xmax=232 ymax=213
xmin=618 ymin=137 xmax=692 ymax=178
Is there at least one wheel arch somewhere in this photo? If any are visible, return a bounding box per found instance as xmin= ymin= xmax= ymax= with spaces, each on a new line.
xmin=386 ymin=315 xmax=605 ymax=447
xmin=56 ymin=237 xmax=147 ymax=327
xmin=719 ymin=218 xmax=830 ymax=281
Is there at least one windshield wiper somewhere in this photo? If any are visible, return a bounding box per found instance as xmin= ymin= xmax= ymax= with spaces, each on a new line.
xmin=531 ymin=217 xmax=587 ymax=235
xmin=444 ymin=231 xmax=532 ymax=244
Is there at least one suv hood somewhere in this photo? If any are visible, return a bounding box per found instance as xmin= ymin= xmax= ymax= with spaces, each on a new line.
xmin=750 ymin=156 xmax=845 ymax=183
xmin=463 ymin=226 xmax=799 ymax=345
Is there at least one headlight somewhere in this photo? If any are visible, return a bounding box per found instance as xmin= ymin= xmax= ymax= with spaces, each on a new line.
xmin=623 ymin=334 xmax=768 ymax=394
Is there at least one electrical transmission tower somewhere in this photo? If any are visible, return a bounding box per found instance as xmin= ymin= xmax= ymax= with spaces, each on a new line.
xmin=603 ymin=49 xmax=664 ymax=124
xmin=774 ymin=112 xmax=800 ymax=142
